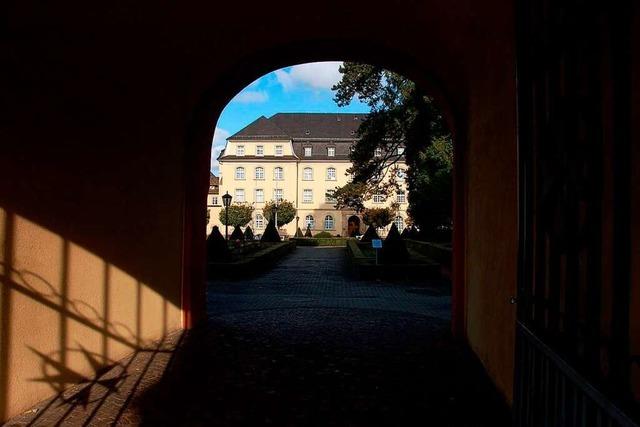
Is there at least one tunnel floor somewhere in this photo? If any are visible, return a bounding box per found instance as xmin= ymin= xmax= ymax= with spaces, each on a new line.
xmin=5 ymin=247 xmax=510 ymax=426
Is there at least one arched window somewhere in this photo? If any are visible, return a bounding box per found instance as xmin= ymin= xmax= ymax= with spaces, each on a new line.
xmin=274 ymin=167 xmax=284 ymax=180
xmin=303 ymin=167 xmax=313 ymax=180
xmin=255 ymin=167 xmax=264 ymax=180
xmin=324 ymin=215 xmax=334 ymax=230
xmin=326 ymin=167 xmax=336 ymax=181
xmin=255 ymin=214 xmax=264 ymax=229
xmin=235 ymin=167 xmax=245 ymax=180
xmin=305 ymin=215 xmax=315 ymax=229
xmin=394 ymin=216 xmax=404 ymax=231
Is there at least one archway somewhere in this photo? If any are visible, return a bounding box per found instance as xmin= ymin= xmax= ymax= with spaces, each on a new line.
xmin=182 ymin=46 xmax=465 ymax=340
xmin=347 ymin=215 xmax=361 ymax=237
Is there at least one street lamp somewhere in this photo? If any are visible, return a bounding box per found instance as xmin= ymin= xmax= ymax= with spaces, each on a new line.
xmin=222 ymin=191 xmax=232 ymax=240
xmin=273 ymin=201 xmax=279 ymax=231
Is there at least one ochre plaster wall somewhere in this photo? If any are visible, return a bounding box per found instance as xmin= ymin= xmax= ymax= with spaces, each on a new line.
xmin=1 ymin=0 xmax=518 ymax=419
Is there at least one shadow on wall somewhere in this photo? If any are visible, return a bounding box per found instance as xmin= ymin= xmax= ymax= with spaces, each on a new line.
xmin=0 ymin=208 xmax=181 ymax=422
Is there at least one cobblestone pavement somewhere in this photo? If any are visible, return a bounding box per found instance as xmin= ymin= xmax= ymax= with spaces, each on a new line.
xmin=4 ymin=247 xmax=510 ymax=426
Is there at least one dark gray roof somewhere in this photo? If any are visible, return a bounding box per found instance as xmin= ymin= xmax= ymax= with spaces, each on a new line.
xmin=228 ymin=113 xmax=366 ymax=141
xmin=209 ymin=172 xmax=219 ymax=185
xmin=292 ymin=140 xmax=353 ymax=160
xmin=219 ymin=155 xmax=298 ymax=161
xmin=228 ymin=116 xmax=289 ymax=140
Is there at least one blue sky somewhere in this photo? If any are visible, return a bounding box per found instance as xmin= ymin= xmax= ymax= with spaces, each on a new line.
xmin=210 ymin=61 xmax=371 ymax=174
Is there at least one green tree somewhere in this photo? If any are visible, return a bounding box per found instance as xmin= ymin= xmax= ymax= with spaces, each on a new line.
xmin=332 ymin=62 xmax=453 ymax=235
xmin=362 ymin=207 xmax=393 ymax=228
xmin=327 ymin=182 xmax=369 ymax=213
xmin=218 ymin=203 xmax=254 ymax=227
xmin=262 ymin=200 xmax=296 ymax=227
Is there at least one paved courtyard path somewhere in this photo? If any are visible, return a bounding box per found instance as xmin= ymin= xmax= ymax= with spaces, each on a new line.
xmin=142 ymin=247 xmax=510 ymax=426
xmin=5 ymin=246 xmax=510 ymax=426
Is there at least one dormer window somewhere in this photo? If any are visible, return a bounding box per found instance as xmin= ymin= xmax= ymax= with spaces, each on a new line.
xmin=304 ymin=147 xmax=312 ymax=157
xmin=327 ymin=147 xmax=335 ymax=157
xmin=275 ymin=145 xmax=283 ymax=156
xmin=236 ymin=145 xmax=245 ymax=156
xmin=304 ymin=130 xmax=310 ymax=135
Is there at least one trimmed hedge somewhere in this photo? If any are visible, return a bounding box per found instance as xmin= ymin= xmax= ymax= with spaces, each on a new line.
xmin=291 ymin=237 xmax=349 ymax=247
xmin=207 ymin=241 xmax=295 ymax=279
xmin=404 ymin=239 xmax=452 ymax=267
xmin=345 ymin=237 xmax=439 ymax=280
xmin=313 ymin=231 xmax=333 ymax=238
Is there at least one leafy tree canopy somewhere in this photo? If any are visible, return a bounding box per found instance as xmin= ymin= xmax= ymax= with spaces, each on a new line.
xmin=331 ymin=62 xmax=453 ymax=235
xmin=218 ymin=203 xmax=254 ymax=227
xmin=263 ymin=199 xmax=296 ymax=227
xmin=362 ymin=207 xmax=394 ymax=228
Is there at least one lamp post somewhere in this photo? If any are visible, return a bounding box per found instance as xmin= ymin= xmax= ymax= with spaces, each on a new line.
xmin=222 ymin=191 xmax=232 ymax=240
xmin=273 ymin=201 xmax=279 ymax=231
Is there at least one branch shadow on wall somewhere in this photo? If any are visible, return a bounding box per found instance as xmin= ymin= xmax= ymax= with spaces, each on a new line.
xmin=0 ymin=209 xmax=177 ymax=425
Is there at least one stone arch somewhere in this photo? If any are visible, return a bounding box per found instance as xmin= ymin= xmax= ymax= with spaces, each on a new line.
xmin=183 ymin=40 xmax=465 ymax=336
xmin=347 ymin=215 xmax=361 ymax=237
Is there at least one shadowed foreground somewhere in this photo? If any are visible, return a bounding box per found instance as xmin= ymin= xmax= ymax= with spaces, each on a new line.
xmin=138 ymin=247 xmax=510 ymax=426
xmin=5 ymin=248 xmax=510 ymax=426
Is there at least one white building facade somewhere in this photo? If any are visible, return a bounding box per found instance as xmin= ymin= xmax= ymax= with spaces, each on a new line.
xmin=208 ymin=113 xmax=409 ymax=238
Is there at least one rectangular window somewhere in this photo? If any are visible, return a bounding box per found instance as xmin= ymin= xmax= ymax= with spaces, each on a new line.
xmin=256 ymin=145 xmax=264 ymax=156
xmin=397 ymin=147 xmax=405 ymax=155
xmin=374 ymin=148 xmax=383 ymax=157
xmin=211 ymin=196 xmax=218 ymax=205
xmin=275 ymin=145 xmax=283 ymax=156
xmin=236 ymin=145 xmax=245 ymax=156
xmin=304 ymin=147 xmax=312 ymax=157
xmin=326 ymin=167 xmax=336 ymax=181
xmin=373 ymin=194 xmax=385 ymax=204
xmin=235 ymin=189 xmax=245 ymax=202
xmin=303 ymin=168 xmax=313 ymax=180
xmin=255 ymin=189 xmax=264 ymax=203
xmin=303 ymin=189 xmax=313 ymax=203
xmin=274 ymin=167 xmax=284 ymax=180
xmin=396 ymin=192 xmax=406 ymax=203
xmin=327 ymin=147 xmax=335 ymax=157
xmin=273 ymin=189 xmax=283 ymax=202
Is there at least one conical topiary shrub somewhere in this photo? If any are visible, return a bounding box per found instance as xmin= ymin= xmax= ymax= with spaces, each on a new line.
xmin=360 ymin=224 xmax=380 ymax=243
xmin=304 ymin=225 xmax=313 ymax=237
xmin=244 ymin=226 xmax=254 ymax=240
xmin=261 ymin=219 xmax=281 ymax=242
xmin=230 ymin=225 xmax=244 ymax=241
xmin=206 ymin=226 xmax=231 ymax=262
xmin=294 ymin=227 xmax=304 ymax=237
xmin=400 ymin=227 xmax=410 ymax=239
xmin=381 ymin=223 xmax=409 ymax=264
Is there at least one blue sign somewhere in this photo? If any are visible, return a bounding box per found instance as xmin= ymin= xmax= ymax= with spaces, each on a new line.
xmin=372 ymin=239 xmax=383 ymax=249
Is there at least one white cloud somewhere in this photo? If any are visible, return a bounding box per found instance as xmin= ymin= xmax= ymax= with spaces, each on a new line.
xmin=275 ymin=61 xmax=343 ymax=92
xmin=247 ymin=78 xmax=261 ymax=88
xmin=211 ymin=127 xmax=231 ymax=173
xmin=232 ymin=90 xmax=268 ymax=103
